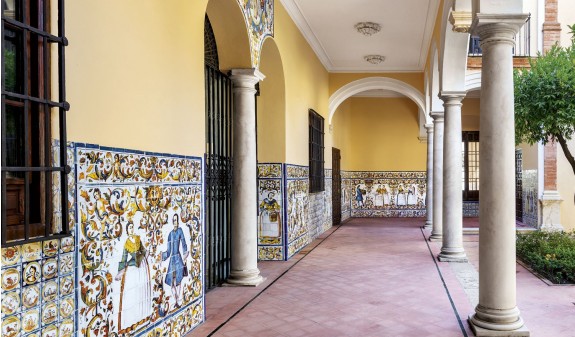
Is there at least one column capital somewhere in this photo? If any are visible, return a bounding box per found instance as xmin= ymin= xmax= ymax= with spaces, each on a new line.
xmin=439 ymin=91 xmax=466 ymax=104
xmin=425 ymin=123 xmax=434 ymax=132
xmin=430 ymin=111 xmax=444 ymax=122
xmin=230 ymin=68 xmax=265 ymax=90
xmin=471 ymin=13 xmax=529 ymax=46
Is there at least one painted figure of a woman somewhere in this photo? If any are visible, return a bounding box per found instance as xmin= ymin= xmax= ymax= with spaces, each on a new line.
xmin=115 ymin=221 xmax=152 ymax=333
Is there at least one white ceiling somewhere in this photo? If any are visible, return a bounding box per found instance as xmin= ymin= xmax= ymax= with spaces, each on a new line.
xmin=280 ymin=0 xmax=441 ymax=72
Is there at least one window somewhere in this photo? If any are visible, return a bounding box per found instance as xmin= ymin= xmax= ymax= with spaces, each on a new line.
xmin=2 ymin=0 xmax=69 ymax=246
xmin=462 ymin=131 xmax=479 ymax=201
xmin=309 ymin=109 xmax=324 ymax=193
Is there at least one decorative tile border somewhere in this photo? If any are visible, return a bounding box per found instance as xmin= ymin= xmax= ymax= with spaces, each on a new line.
xmin=75 ymin=145 xmax=204 ymax=337
xmin=257 ymin=163 xmax=282 ymax=179
xmin=76 ymin=145 xmax=202 ymax=185
xmin=343 ymin=171 xmax=427 ymax=218
xmin=286 ymin=165 xmax=309 ymax=179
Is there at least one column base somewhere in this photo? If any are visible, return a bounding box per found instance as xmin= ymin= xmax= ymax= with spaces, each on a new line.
xmin=469 ymin=313 xmax=529 ymax=336
xmin=539 ymin=190 xmax=563 ymax=231
xmin=225 ymin=268 xmax=266 ymax=287
xmin=424 ymin=221 xmax=432 ymax=229
xmin=429 ymin=233 xmax=442 ymax=242
xmin=438 ymin=249 xmax=467 ymax=262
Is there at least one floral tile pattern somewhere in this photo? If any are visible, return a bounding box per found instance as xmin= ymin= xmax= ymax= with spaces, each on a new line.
xmin=285 ymin=164 xmax=310 ymax=259
xmin=236 ymin=0 xmax=274 ymax=68
xmin=257 ymin=164 xmax=284 ymax=261
xmin=257 ymin=164 xmax=332 ymax=261
xmin=75 ymin=145 xmax=204 ymax=337
xmin=343 ymin=171 xmax=427 ymax=218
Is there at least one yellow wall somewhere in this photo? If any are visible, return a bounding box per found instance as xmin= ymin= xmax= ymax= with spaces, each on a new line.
xmin=273 ymin=3 xmax=330 ymax=167
xmin=518 ymin=143 xmax=539 ymax=171
xmin=65 ymin=0 xmax=208 ymax=156
xmin=333 ymin=97 xmax=426 ymax=171
xmin=331 ymin=99 xmax=352 ymax=169
xmin=462 ymin=97 xmax=480 ymax=131
xmin=207 ymin=0 xmax=252 ymax=71
xmin=257 ymin=38 xmax=286 ymax=163
xmin=558 ymin=138 xmax=575 ymax=230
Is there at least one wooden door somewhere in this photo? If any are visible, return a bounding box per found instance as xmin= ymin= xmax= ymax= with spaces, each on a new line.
xmin=332 ymin=148 xmax=342 ymax=225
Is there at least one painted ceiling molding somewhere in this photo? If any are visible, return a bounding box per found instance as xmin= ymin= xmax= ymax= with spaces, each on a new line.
xmin=328 ymin=77 xmax=428 ymax=125
xmin=236 ymin=0 xmax=275 ymax=68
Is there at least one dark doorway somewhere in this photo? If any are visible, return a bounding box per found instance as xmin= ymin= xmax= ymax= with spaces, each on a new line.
xmin=204 ymin=15 xmax=232 ymax=290
xmin=332 ymin=148 xmax=342 ymax=225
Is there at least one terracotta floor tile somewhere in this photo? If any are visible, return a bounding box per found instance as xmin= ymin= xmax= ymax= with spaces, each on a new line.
xmin=187 ymin=218 xmax=574 ymax=337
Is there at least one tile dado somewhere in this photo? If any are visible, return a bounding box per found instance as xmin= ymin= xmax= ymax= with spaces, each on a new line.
xmin=1 ymin=237 xmax=76 ymax=337
xmin=257 ymin=164 xmax=284 ymax=261
xmin=522 ymin=170 xmax=539 ymax=227
xmin=76 ymin=147 xmax=201 ymax=185
xmin=342 ymin=171 xmax=427 ymax=218
xmin=257 ymin=164 xmax=332 ymax=261
xmin=75 ymin=145 xmax=204 ymax=337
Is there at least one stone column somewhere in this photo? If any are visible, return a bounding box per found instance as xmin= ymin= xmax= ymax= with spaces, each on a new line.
xmin=227 ymin=68 xmax=265 ymax=286
xmin=429 ymin=112 xmax=444 ymax=241
xmin=424 ymin=123 xmax=434 ymax=229
xmin=469 ymin=15 xmax=529 ymax=336
xmin=438 ymin=93 xmax=467 ymax=262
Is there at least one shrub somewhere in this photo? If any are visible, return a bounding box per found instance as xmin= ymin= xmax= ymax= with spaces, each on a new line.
xmin=516 ymin=230 xmax=575 ymax=284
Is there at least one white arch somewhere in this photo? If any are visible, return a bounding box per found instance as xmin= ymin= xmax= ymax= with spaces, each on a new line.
xmin=464 ymin=71 xmax=481 ymax=92
xmin=328 ymin=77 xmax=428 ymax=125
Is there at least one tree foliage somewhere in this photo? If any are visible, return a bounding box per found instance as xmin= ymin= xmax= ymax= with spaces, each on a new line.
xmin=514 ymin=24 xmax=575 ymax=174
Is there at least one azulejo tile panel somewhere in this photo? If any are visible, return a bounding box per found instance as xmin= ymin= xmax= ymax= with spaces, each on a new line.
xmin=236 ymin=0 xmax=274 ymax=68
xmin=463 ymin=201 xmax=479 ymax=217
xmin=1 ymin=237 xmax=77 ymax=337
xmin=522 ymin=170 xmax=538 ymax=227
xmin=75 ymin=145 xmax=204 ymax=337
xmin=76 ymin=147 xmax=202 ymax=184
xmin=343 ymin=171 xmax=427 ymax=218
xmin=285 ymin=164 xmax=311 ymax=259
xmin=257 ymin=163 xmax=285 ymax=261
xmin=257 ymin=164 xmax=333 ymax=260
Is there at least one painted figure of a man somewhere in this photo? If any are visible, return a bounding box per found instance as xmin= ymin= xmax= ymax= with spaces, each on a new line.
xmin=162 ymin=213 xmax=189 ymax=309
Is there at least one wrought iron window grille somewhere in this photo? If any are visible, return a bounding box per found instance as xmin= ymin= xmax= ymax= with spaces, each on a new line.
xmin=1 ymin=0 xmax=70 ymax=246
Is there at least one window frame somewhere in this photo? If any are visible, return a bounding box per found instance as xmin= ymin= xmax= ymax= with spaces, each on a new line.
xmin=308 ymin=109 xmax=324 ymax=193
xmin=462 ymin=131 xmax=479 ymax=201
xmin=1 ymin=0 xmax=70 ymax=247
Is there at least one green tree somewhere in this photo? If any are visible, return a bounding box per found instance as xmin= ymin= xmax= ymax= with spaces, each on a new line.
xmin=514 ymin=24 xmax=575 ymax=175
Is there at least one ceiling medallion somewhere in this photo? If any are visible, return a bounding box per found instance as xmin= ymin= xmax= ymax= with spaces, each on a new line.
xmin=354 ymin=22 xmax=381 ymax=36
xmin=364 ymin=55 xmax=386 ymax=64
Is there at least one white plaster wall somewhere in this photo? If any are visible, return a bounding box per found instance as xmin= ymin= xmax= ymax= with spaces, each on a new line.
xmin=558 ymin=0 xmax=575 ymax=47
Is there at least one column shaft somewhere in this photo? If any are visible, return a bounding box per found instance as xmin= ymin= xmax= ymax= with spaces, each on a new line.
xmin=438 ymin=94 xmax=467 ymax=262
xmin=227 ymin=68 xmax=265 ymax=286
xmin=425 ymin=124 xmax=434 ymax=229
xmin=469 ymin=15 xmax=529 ymax=336
xmin=429 ymin=112 xmax=444 ymax=241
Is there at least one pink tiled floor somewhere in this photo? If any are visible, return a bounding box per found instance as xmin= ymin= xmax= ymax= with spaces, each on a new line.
xmin=188 ymin=218 xmax=574 ymax=337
